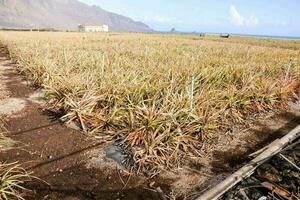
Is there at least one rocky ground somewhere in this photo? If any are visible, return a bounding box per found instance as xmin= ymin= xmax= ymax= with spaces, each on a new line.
xmin=222 ymin=141 xmax=300 ymax=200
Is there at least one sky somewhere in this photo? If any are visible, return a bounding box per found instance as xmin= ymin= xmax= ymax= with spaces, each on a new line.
xmin=79 ymin=0 xmax=300 ymax=37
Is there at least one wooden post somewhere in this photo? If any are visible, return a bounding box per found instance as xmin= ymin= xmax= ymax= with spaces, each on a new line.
xmin=195 ymin=125 xmax=300 ymax=200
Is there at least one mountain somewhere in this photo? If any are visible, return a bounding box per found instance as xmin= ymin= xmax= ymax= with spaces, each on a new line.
xmin=0 ymin=0 xmax=152 ymax=32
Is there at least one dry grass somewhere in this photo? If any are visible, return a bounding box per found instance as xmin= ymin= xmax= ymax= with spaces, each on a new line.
xmin=0 ymin=31 xmax=300 ymax=172
xmin=0 ymin=119 xmax=14 ymax=152
xmin=0 ymin=162 xmax=32 ymax=200
xmin=0 ymin=125 xmax=29 ymax=200
xmin=0 ymin=133 xmax=14 ymax=152
xmin=197 ymin=35 xmax=300 ymax=50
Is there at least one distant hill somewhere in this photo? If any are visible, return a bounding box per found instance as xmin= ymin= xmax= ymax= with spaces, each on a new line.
xmin=0 ymin=0 xmax=152 ymax=32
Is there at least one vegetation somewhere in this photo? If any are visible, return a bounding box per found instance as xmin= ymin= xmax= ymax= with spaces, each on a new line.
xmin=0 ymin=123 xmax=30 ymax=200
xmin=1 ymin=32 xmax=300 ymax=172
xmin=0 ymin=163 xmax=31 ymax=200
xmin=0 ymin=132 xmax=14 ymax=152
xmin=198 ymin=35 xmax=300 ymax=50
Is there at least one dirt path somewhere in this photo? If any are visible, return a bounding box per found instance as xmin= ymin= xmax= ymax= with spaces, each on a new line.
xmin=0 ymin=46 xmax=164 ymax=199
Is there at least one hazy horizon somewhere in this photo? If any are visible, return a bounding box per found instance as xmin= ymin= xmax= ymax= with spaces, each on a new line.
xmin=79 ymin=0 xmax=300 ymax=37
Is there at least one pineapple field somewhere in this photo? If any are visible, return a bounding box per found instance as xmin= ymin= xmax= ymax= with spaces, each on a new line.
xmin=1 ymin=31 xmax=300 ymax=173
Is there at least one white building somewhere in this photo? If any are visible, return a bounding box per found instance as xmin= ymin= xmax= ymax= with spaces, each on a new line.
xmin=78 ymin=24 xmax=109 ymax=32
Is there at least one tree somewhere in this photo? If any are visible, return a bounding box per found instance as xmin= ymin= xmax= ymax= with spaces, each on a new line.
xmin=170 ymin=27 xmax=176 ymax=33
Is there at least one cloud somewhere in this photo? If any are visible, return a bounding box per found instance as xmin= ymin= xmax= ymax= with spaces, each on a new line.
xmin=229 ymin=5 xmax=259 ymax=26
xmin=143 ymin=15 xmax=183 ymax=24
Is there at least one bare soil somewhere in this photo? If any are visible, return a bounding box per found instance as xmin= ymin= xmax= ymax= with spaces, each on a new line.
xmin=1 ymin=44 xmax=300 ymax=200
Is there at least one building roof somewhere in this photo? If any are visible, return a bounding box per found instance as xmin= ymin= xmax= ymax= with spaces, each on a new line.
xmin=78 ymin=23 xmax=106 ymax=27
